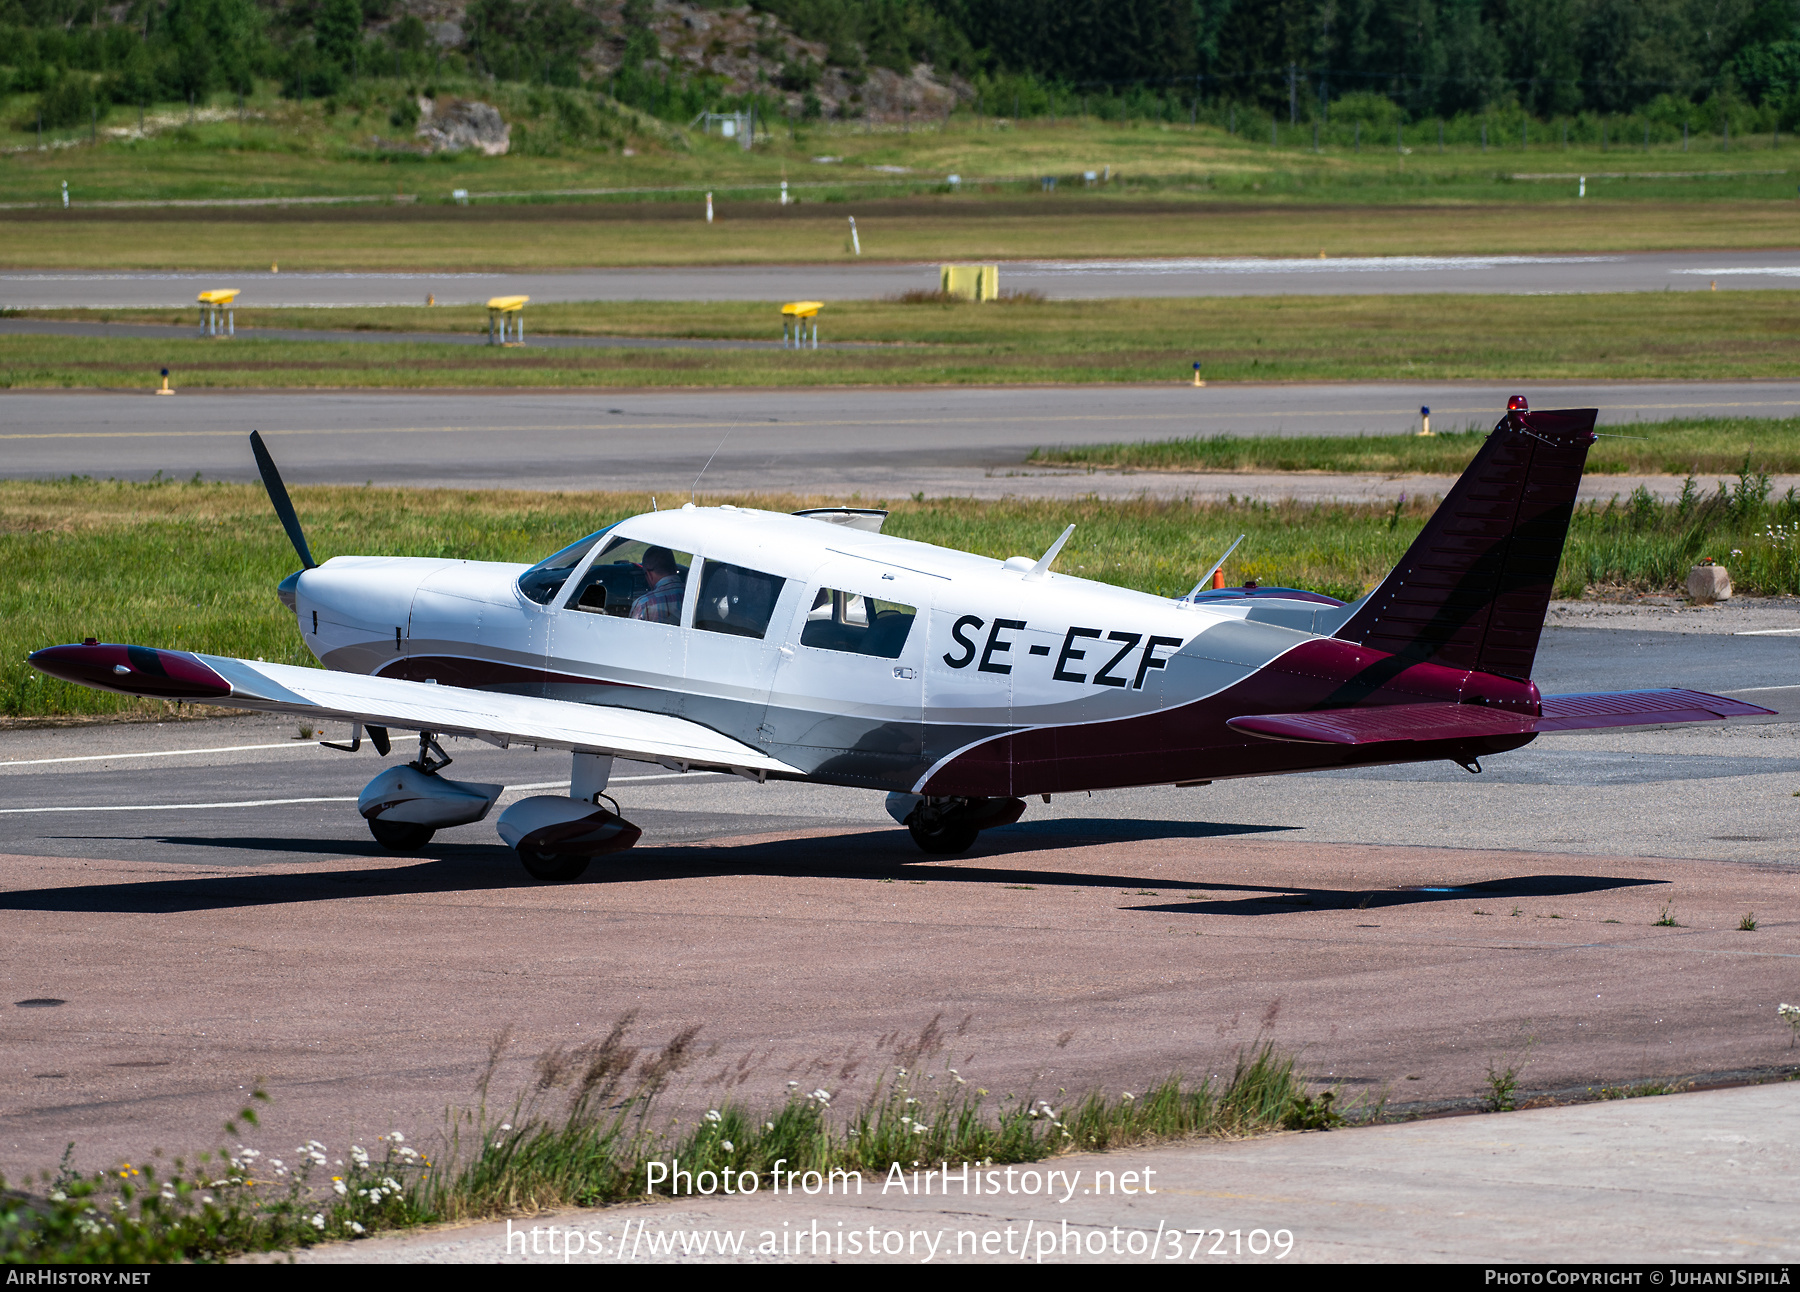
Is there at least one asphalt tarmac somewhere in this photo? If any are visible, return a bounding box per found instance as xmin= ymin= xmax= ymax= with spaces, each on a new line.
xmin=2 ymin=601 xmax=1797 ymax=1201
xmin=8 ymin=383 xmax=1800 ymax=499
xmin=6 ymin=249 xmax=1800 ymax=307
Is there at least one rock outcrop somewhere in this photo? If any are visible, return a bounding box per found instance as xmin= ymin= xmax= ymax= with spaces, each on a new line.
xmin=415 ymin=97 xmax=509 ymax=155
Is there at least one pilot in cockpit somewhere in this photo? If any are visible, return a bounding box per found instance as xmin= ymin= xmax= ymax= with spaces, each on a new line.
xmin=629 ymin=546 xmax=686 ymax=623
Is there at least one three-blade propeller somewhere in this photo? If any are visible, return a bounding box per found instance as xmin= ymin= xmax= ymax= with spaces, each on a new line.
xmin=250 ymin=430 xmax=316 ymax=570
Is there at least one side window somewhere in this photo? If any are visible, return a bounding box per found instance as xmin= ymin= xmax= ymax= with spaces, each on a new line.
xmin=801 ymin=588 xmax=916 ymax=659
xmin=695 ymin=561 xmax=787 ymax=639
xmin=562 ymin=537 xmax=693 ymax=623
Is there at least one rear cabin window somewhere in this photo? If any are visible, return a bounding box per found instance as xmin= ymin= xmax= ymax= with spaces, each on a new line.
xmin=561 ymin=537 xmax=693 ymax=623
xmin=695 ymin=561 xmax=787 ymax=639
xmin=801 ymin=588 xmax=916 ymax=659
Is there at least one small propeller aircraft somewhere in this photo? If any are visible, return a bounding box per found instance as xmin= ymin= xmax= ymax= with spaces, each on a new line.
xmin=30 ymin=399 xmax=1770 ymax=881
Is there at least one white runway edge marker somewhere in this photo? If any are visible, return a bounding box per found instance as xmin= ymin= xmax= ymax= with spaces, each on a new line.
xmin=0 ymin=771 xmax=711 ymax=815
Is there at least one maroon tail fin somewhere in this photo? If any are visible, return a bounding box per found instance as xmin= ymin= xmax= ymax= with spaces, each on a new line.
xmin=1332 ymin=406 xmax=1597 ymax=679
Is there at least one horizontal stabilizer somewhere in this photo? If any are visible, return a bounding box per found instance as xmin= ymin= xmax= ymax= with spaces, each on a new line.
xmin=1229 ymin=688 xmax=1774 ymax=746
xmin=28 ymin=641 xmax=802 ymax=777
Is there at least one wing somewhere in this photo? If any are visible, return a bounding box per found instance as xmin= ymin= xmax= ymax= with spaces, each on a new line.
xmin=1227 ymin=688 xmax=1775 ymax=746
xmin=28 ymin=642 xmax=800 ymax=777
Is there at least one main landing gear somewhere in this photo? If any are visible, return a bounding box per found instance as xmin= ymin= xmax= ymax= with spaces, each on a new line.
xmin=494 ymin=751 xmax=641 ymax=882
xmin=354 ymin=739 xmax=642 ymax=880
xmin=887 ymin=794 xmax=1028 ymax=855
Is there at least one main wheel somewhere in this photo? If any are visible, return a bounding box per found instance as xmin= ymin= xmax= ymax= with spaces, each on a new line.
xmin=518 ymin=848 xmax=591 ymax=882
xmin=907 ymin=819 xmax=979 ymax=855
xmin=369 ymin=818 xmax=435 ymax=852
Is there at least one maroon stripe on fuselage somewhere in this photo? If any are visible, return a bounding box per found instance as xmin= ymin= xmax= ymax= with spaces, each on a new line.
xmin=921 ymin=636 xmax=1540 ymax=797
xmin=377 ymin=655 xmax=644 ymax=692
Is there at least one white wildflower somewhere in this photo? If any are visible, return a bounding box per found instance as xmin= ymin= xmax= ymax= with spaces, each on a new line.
xmin=1121 ymin=1091 xmax=1135 ymax=1101
xmin=310 ymin=1213 xmax=325 ymax=1230
xmin=704 ymin=1109 xmax=722 ymax=1123
xmin=720 ymin=1141 xmax=734 ymax=1152
xmin=333 ymin=1179 xmax=347 ymax=1196
xmin=349 ymin=1221 xmax=366 ymax=1236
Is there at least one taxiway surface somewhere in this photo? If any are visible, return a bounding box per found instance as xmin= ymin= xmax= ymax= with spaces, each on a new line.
xmin=6 ymin=250 xmax=1800 ymax=307
xmin=7 ymin=383 xmax=1800 ymax=499
xmin=2 ymin=604 xmax=1797 ymax=1186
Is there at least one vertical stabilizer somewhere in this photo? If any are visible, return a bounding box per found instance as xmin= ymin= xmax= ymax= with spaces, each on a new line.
xmin=1332 ymin=406 xmax=1597 ymax=678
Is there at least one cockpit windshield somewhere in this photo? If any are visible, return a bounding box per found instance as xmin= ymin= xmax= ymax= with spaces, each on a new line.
xmin=516 ymin=527 xmax=614 ymax=605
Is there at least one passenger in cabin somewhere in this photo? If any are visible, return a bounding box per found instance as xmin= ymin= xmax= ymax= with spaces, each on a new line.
xmin=630 ymin=547 xmax=686 ymax=623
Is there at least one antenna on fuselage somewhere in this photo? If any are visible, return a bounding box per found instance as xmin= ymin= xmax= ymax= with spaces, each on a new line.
xmin=1022 ymin=524 xmax=1076 ymax=581
xmin=1185 ymin=533 xmax=1245 ymax=600
xmin=691 ymin=422 xmax=739 ymax=504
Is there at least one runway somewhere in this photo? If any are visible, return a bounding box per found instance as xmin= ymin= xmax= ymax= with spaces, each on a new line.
xmin=5 ymin=249 xmax=1800 ymax=307
xmin=7 ymin=382 xmax=1800 ymax=497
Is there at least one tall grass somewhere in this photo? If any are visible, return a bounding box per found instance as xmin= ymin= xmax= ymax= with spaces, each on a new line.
xmin=1032 ymin=418 xmax=1800 ymax=478
xmin=1 ymin=1019 xmax=1331 ymax=1262
xmin=5 ymin=472 xmax=1793 ymax=719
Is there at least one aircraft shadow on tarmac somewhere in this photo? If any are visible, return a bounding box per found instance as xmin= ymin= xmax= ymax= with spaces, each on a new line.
xmin=3 ymin=823 xmax=1660 ymax=915
xmin=1130 ymin=873 xmax=1667 ymax=917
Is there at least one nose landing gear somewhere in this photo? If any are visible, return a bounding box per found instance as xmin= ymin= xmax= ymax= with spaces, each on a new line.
xmin=356 ymin=732 xmax=502 ymax=852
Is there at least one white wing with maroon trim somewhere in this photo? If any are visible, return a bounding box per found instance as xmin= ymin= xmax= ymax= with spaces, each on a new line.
xmin=28 ymin=642 xmax=800 ymax=776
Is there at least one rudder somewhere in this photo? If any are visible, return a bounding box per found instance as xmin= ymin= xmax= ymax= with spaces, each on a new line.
xmin=1333 ymin=405 xmax=1598 ymax=679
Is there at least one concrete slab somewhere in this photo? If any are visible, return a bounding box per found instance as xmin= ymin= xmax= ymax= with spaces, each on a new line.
xmin=288 ymin=1082 xmax=1800 ymax=1263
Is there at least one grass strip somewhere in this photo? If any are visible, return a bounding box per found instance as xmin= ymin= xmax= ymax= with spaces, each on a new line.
xmin=5 ymin=477 xmax=1797 ymax=722
xmin=11 ymin=290 xmax=1800 ymax=387
xmin=1031 ymin=417 xmax=1800 ymax=477
xmin=11 ymin=197 xmax=1800 ymax=271
xmin=0 ymin=1022 xmax=1334 ymax=1262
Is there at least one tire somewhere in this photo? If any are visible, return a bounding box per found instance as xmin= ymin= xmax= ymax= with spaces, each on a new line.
xmin=368 ymin=818 xmax=435 ymax=852
xmin=907 ymin=819 xmax=979 ymax=855
xmin=518 ymin=848 xmax=591 ymax=882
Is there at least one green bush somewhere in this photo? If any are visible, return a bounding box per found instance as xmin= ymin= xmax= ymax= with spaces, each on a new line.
xmin=35 ymin=73 xmax=98 ymax=129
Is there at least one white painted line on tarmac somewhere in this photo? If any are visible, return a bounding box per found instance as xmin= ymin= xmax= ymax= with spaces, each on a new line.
xmin=506 ymin=773 xmax=710 ymax=792
xmin=1732 ymin=628 xmax=1800 ymax=636
xmin=0 ymin=771 xmax=720 ymax=814
xmin=0 ymin=741 xmax=318 ymax=767
xmin=0 ymin=796 xmax=359 ymax=814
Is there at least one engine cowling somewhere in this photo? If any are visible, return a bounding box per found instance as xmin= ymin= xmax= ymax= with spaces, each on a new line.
xmin=357 ymin=766 xmax=503 ymax=829
xmin=496 ymin=795 xmax=642 ymax=857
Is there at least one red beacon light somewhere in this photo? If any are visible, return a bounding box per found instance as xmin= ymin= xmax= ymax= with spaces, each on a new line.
xmin=1506 ymin=394 xmax=1529 ymax=413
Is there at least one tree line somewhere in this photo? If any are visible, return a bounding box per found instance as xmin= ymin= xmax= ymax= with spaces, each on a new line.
xmin=5 ymin=0 xmax=1800 ymax=130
